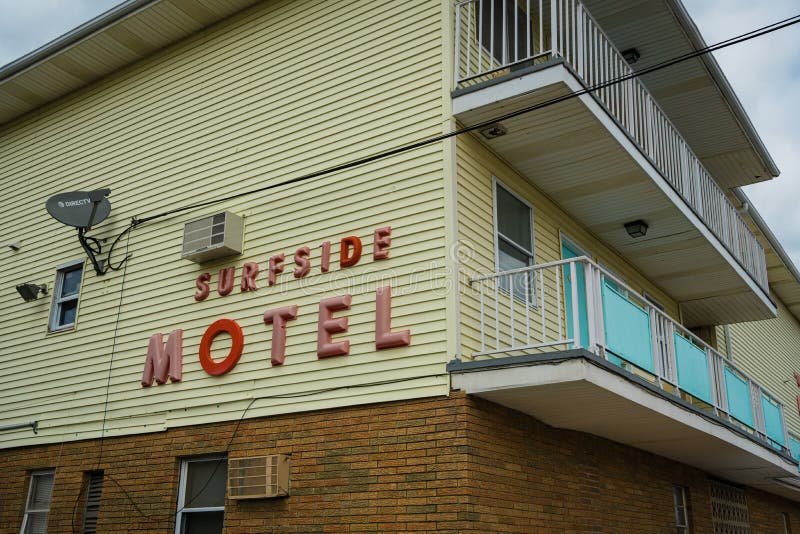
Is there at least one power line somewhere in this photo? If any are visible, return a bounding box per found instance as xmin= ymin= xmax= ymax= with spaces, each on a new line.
xmin=130 ymin=13 xmax=800 ymax=228
xmin=58 ymin=13 xmax=800 ymax=526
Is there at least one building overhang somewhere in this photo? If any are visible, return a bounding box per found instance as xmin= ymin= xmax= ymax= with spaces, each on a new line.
xmin=449 ymin=351 xmax=800 ymax=502
xmin=580 ymin=0 xmax=779 ymax=188
xmin=0 ymin=0 xmax=260 ymax=128
xmin=453 ymin=62 xmax=775 ymax=326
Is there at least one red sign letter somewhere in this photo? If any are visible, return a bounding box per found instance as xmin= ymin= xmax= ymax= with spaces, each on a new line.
xmin=199 ymin=319 xmax=244 ymax=376
xmin=241 ymin=262 xmax=260 ymax=292
xmin=373 ymin=226 xmax=391 ymax=260
xmin=294 ymin=247 xmax=311 ymax=278
xmin=194 ymin=273 xmax=211 ymax=301
xmin=375 ymin=286 xmax=411 ymax=349
xmin=218 ymin=267 xmax=235 ymax=296
xmin=340 ymin=236 xmax=362 ymax=268
xmin=318 ymin=295 xmax=352 ymax=358
xmin=320 ymin=241 xmax=331 ymax=273
xmin=141 ymin=330 xmax=183 ymax=387
xmin=263 ymin=305 xmax=299 ymax=366
xmin=268 ymin=254 xmax=285 ymax=286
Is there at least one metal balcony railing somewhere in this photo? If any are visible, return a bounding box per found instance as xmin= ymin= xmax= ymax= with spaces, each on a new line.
xmin=468 ymin=256 xmax=788 ymax=451
xmin=455 ymin=0 xmax=769 ymax=291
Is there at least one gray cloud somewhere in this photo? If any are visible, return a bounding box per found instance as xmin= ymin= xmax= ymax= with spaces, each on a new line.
xmin=0 ymin=0 xmax=121 ymax=67
xmin=683 ymin=0 xmax=800 ymax=269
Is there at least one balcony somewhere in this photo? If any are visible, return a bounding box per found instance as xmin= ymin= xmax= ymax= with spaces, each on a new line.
xmin=452 ymin=0 xmax=773 ymax=326
xmin=449 ymin=257 xmax=800 ymax=500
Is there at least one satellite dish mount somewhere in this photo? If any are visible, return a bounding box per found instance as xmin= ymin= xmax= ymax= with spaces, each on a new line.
xmin=45 ymin=188 xmax=128 ymax=276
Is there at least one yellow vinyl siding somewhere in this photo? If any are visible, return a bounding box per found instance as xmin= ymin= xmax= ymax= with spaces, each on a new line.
xmin=456 ymin=132 xmax=679 ymax=360
xmin=720 ymin=298 xmax=800 ymax=436
xmin=0 ymin=0 xmax=450 ymax=449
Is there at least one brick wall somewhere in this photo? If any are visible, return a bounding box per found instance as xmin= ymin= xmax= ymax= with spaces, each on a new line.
xmin=2 ymin=392 xmax=799 ymax=533
xmin=464 ymin=396 xmax=800 ymax=533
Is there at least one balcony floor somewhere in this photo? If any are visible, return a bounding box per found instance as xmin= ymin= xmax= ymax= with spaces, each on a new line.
xmin=453 ymin=61 xmax=774 ymax=326
xmin=449 ymin=350 xmax=800 ymax=502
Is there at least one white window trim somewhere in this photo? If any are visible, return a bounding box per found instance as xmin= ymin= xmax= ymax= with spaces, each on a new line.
xmin=175 ymin=455 xmax=227 ymax=534
xmin=20 ymin=469 xmax=55 ymax=534
xmin=48 ymin=258 xmax=85 ymax=333
xmin=492 ymin=177 xmax=537 ymax=305
xmin=673 ymin=485 xmax=689 ymax=533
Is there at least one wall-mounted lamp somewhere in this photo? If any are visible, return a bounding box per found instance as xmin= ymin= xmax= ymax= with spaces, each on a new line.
xmin=16 ymin=283 xmax=47 ymax=302
xmin=621 ymin=48 xmax=641 ymax=65
xmin=624 ymin=220 xmax=648 ymax=238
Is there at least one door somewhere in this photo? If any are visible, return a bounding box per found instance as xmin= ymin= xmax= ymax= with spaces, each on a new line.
xmin=561 ymin=239 xmax=589 ymax=348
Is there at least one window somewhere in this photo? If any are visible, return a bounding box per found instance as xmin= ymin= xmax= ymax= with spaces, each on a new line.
xmin=673 ymin=485 xmax=689 ymax=534
xmin=176 ymin=456 xmax=228 ymax=534
xmin=494 ymin=179 xmax=535 ymax=303
xmin=21 ymin=470 xmax=54 ymax=534
xmin=49 ymin=260 xmax=84 ymax=331
xmin=81 ymin=471 xmax=104 ymax=534
xmin=781 ymin=512 xmax=790 ymax=534
xmin=709 ymin=480 xmax=750 ymax=533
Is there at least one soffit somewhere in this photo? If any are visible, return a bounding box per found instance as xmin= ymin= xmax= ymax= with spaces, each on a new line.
xmin=581 ymin=0 xmax=780 ymax=188
xmin=0 ymin=0 xmax=261 ymax=127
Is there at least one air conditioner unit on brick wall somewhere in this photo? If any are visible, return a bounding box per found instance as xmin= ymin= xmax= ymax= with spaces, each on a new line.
xmin=181 ymin=211 xmax=244 ymax=263
xmin=228 ymin=455 xmax=291 ymax=500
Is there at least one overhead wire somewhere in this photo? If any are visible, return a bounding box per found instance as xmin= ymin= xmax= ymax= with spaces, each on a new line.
xmin=54 ymin=12 xmax=800 ymax=527
xmin=128 ymin=13 xmax=800 ymax=229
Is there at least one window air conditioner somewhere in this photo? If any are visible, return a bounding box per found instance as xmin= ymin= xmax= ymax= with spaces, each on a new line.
xmin=181 ymin=211 xmax=244 ymax=263
xmin=228 ymin=455 xmax=291 ymax=500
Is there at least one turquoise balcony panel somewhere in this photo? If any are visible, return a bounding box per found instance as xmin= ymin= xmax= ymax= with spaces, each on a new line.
xmin=601 ymin=281 xmax=653 ymax=374
xmin=469 ymin=257 xmax=788 ymax=454
xmin=790 ymin=437 xmax=800 ymax=472
xmin=762 ymin=395 xmax=786 ymax=447
xmin=725 ymin=368 xmax=755 ymax=428
xmin=674 ymin=333 xmax=713 ymax=405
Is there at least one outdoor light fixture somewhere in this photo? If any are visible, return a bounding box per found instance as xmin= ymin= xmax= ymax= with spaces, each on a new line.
xmin=16 ymin=283 xmax=47 ymax=302
xmin=480 ymin=123 xmax=508 ymax=139
xmin=621 ymin=48 xmax=641 ymax=65
xmin=624 ymin=220 xmax=648 ymax=238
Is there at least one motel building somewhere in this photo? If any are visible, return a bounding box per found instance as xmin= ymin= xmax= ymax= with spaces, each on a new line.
xmin=3 ymin=0 xmax=800 ymax=532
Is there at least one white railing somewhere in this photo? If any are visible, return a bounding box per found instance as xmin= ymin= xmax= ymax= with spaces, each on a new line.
xmin=455 ymin=0 xmax=768 ymax=291
xmin=469 ymin=256 xmax=788 ymax=451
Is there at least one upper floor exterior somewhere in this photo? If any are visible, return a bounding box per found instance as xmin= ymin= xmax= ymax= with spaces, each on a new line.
xmin=2 ymin=0 xmax=800 ymax=505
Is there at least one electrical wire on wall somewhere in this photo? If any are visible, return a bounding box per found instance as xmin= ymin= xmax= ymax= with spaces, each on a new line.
xmin=70 ymin=228 xmax=132 ymax=534
xmin=50 ymin=13 xmax=800 ymax=528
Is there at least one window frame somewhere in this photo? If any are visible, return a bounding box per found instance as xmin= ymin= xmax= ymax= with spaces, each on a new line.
xmin=492 ymin=177 xmax=536 ymax=304
xmin=175 ymin=455 xmax=228 ymax=534
xmin=81 ymin=470 xmax=104 ymax=534
xmin=48 ymin=259 xmax=85 ymax=332
xmin=673 ymin=484 xmax=690 ymax=534
xmin=20 ymin=469 xmax=55 ymax=534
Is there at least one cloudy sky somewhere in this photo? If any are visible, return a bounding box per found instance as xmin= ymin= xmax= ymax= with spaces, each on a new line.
xmin=0 ymin=0 xmax=798 ymax=266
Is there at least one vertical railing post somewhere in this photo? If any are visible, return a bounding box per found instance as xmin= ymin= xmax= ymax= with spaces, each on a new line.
xmin=583 ymin=261 xmax=597 ymax=354
xmin=750 ymin=380 xmax=765 ymax=438
xmin=569 ymin=260 xmax=581 ymax=348
xmin=716 ymin=359 xmax=729 ymax=421
xmin=478 ymin=280 xmax=486 ymax=354
xmin=781 ymin=403 xmax=790 ymax=452
xmin=649 ymin=309 xmax=662 ymax=387
xmin=550 ymin=0 xmax=558 ymax=56
xmin=706 ymin=348 xmax=719 ymax=415
xmin=666 ymin=322 xmax=679 ymax=392
xmin=454 ymin=2 xmax=462 ymax=86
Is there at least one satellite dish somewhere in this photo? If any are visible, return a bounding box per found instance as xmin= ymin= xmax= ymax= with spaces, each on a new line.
xmin=46 ymin=189 xmax=111 ymax=229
